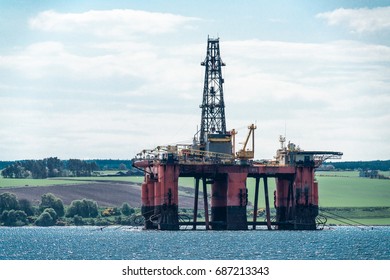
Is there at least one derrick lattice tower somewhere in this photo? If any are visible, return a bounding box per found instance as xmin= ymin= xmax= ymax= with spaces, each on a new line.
xmin=199 ymin=37 xmax=227 ymax=146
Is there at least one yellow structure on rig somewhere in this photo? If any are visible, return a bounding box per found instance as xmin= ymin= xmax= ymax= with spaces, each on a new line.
xmin=235 ymin=124 xmax=257 ymax=160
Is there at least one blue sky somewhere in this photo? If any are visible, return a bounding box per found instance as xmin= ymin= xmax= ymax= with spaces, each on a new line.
xmin=0 ymin=0 xmax=389 ymax=161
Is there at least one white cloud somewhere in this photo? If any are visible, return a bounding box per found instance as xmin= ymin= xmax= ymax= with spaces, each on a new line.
xmin=217 ymin=39 xmax=390 ymax=160
xmin=0 ymin=41 xmax=172 ymax=82
xmin=29 ymin=9 xmax=201 ymax=38
xmin=1 ymin=37 xmax=389 ymax=160
xmin=1 ymin=7 xmax=389 ymax=161
xmin=317 ymin=6 xmax=390 ymax=33
xmin=222 ymin=40 xmax=390 ymax=104
xmin=0 ymin=103 xmax=198 ymax=159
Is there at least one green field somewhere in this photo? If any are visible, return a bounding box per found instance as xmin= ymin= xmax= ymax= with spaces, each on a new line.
xmin=163 ymin=172 xmax=390 ymax=208
xmin=0 ymin=178 xmax=93 ymax=188
xmin=0 ymin=174 xmax=143 ymax=188
xmin=316 ymin=176 xmax=390 ymax=207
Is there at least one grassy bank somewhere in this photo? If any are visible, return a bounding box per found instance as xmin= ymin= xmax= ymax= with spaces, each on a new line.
xmin=319 ymin=207 xmax=390 ymax=226
xmin=169 ymin=172 xmax=390 ymax=208
xmin=316 ymin=172 xmax=390 ymax=207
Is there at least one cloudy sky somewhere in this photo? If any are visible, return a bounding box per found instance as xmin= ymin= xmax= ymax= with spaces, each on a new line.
xmin=0 ymin=0 xmax=389 ymax=161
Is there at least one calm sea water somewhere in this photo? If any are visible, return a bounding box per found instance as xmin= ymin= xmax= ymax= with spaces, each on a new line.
xmin=0 ymin=226 xmax=389 ymax=260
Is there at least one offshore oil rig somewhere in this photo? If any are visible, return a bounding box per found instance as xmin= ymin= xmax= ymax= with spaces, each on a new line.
xmin=133 ymin=37 xmax=342 ymax=230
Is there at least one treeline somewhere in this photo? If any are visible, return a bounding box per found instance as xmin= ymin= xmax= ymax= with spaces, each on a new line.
xmin=324 ymin=160 xmax=390 ymax=171
xmin=1 ymin=157 xmax=99 ymax=179
xmin=89 ymin=159 xmax=133 ymax=170
xmin=1 ymin=158 xmax=99 ymax=179
xmin=1 ymin=158 xmax=141 ymax=179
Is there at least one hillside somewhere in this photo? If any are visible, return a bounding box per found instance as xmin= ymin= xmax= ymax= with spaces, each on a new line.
xmin=0 ymin=179 xmax=198 ymax=208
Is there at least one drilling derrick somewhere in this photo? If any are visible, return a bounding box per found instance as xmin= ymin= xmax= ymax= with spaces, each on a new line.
xmin=199 ymin=37 xmax=231 ymax=154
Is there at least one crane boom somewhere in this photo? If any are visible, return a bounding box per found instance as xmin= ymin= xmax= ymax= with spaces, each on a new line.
xmin=236 ymin=124 xmax=257 ymax=160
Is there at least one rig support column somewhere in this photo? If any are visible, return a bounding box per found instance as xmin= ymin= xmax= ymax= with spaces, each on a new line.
xmin=192 ymin=177 xmax=200 ymax=230
xmin=141 ymin=174 xmax=156 ymax=229
xmin=293 ymin=166 xmax=318 ymax=230
xmin=275 ymin=166 xmax=318 ymax=230
xmin=157 ymin=164 xmax=180 ymax=230
xmin=263 ymin=176 xmax=272 ymax=230
xmin=252 ymin=177 xmax=260 ymax=230
xmin=275 ymin=177 xmax=291 ymax=230
xmin=227 ymin=173 xmax=248 ymax=230
xmin=211 ymin=174 xmax=227 ymax=230
xmin=153 ymin=180 xmax=161 ymax=224
xmin=202 ymin=177 xmax=210 ymax=230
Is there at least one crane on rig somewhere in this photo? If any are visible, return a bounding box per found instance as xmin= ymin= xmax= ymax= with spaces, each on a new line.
xmin=235 ymin=124 xmax=257 ymax=161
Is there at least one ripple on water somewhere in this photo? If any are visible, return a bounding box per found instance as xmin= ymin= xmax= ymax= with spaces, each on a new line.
xmin=0 ymin=226 xmax=389 ymax=260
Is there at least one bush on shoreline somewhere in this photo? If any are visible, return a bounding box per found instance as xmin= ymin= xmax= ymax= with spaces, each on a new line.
xmin=40 ymin=193 xmax=65 ymax=217
xmin=0 ymin=191 xmax=141 ymax=227
xmin=66 ymin=199 xmax=99 ymax=218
